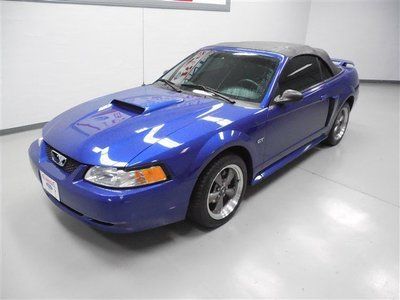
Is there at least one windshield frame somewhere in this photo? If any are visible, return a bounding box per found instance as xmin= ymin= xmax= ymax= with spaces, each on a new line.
xmin=155 ymin=47 xmax=284 ymax=108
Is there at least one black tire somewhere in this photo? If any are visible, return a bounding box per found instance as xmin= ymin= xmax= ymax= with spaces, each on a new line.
xmin=188 ymin=154 xmax=247 ymax=228
xmin=324 ymin=103 xmax=351 ymax=146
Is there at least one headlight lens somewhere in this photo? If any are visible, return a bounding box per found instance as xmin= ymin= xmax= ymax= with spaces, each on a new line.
xmin=84 ymin=165 xmax=167 ymax=188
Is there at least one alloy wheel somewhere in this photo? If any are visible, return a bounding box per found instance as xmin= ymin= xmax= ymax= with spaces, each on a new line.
xmin=333 ymin=107 xmax=349 ymax=140
xmin=207 ymin=164 xmax=244 ymax=220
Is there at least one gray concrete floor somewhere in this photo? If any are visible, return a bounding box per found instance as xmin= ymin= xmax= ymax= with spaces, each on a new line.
xmin=1 ymin=83 xmax=399 ymax=299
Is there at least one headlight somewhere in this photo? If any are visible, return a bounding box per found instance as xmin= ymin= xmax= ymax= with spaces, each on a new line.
xmin=84 ymin=165 xmax=167 ymax=188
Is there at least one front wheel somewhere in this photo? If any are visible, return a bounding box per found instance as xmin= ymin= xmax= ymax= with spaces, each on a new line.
xmin=188 ymin=154 xmax=247 ymax=228
xmin=324 ymin=103 xmax=350 ymax=146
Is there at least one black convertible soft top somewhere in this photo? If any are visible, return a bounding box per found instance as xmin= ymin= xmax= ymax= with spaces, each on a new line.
xmin=214 ymin=41 xmax=341 ymax=75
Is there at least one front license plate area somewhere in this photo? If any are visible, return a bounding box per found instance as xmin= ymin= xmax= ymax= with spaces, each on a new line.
xmin=40 ymin=170 xmax=60 ymax=201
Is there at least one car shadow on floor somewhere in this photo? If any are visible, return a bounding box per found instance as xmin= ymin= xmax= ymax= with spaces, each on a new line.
xmin=50 ymin=146 xmax=323 ymax=251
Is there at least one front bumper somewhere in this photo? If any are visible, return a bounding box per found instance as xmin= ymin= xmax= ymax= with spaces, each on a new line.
xmin=29 ymin=139 xmax=193 ymax=233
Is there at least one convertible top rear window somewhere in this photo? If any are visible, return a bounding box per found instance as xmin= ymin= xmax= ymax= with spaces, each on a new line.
xmin=161 ymin=50 xmax=279 ymax=103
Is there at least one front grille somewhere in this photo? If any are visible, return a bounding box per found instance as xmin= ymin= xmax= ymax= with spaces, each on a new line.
xmin=45 ymin=143 xmax=81 ymax=173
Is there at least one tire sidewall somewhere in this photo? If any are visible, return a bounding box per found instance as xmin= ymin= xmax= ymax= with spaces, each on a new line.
xmin=328 ymin=103 xmax=350 ymax=145
xmin=189 ymin=154 xmax=248 ymax=228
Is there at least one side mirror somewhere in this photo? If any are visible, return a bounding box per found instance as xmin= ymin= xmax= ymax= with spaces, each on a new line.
xmin=274 ymin=89 xmax=303 ymax=104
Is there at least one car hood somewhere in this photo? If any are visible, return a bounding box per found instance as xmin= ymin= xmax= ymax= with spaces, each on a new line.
xmin=43 ymin=85 xmax=234 ymax=167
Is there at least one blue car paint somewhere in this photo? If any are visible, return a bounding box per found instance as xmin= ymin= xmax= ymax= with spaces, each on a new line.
xmin=29 ymin=46 xmax=359 ymax=233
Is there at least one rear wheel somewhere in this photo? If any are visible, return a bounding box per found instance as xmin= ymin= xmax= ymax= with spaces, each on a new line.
xmin=188 ymin=154 xmax=247 ymax=228
xmin=324 ymin=103 xmax=350 ymax=146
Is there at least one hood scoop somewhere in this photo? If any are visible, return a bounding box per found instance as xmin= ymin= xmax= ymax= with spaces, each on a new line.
xmin=111 ymin=96 xmax=184 ymax=114
xmin=111 ymin=99 xmax=145 ymax=115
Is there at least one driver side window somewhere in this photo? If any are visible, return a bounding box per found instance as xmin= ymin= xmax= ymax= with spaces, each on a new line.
xmin=278 ymin=55 xmax=322 ymax=95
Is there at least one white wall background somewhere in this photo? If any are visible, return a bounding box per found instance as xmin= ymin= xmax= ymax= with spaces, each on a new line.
xmin=1 ymin=0 xmax=399 ymax=130
xmin=2 ymin=1 xmax=144 ymax=129
xmin=306 ymin=0 xmax=399 ymax=81
xmin=143 ymin=1 xmax=311 ymax=82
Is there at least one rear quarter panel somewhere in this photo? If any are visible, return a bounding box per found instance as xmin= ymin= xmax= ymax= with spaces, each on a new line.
xmin=324 ymin=65 xmax=359 ymax=124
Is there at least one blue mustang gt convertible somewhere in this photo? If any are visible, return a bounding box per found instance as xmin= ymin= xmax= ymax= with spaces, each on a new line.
xmin=29 ymin=42 xmax=359 ymax=233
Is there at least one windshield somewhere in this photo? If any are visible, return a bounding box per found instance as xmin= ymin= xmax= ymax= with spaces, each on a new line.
xmin=160 ymin=50 xmax=279 ymax=103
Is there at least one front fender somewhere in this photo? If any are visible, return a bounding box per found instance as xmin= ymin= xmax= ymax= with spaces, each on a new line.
xmin=189 ymin=129 xmax=255 ymax=180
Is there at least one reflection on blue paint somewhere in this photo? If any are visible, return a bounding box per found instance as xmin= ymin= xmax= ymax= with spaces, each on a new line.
xmin=75 ymin=108 xmax=130 ymax=136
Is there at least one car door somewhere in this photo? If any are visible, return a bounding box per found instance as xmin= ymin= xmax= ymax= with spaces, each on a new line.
xmin=264 ymin=55 xmax=330 ymax=163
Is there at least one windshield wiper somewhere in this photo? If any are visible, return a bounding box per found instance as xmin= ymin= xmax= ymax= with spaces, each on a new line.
xmin=156 ymin=79 xmax=182 ymax=93
xmin=181 ymin=83 xmax=236 ymax=104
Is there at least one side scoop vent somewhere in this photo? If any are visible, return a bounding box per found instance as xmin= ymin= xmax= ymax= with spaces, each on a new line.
xmin=111 ymin=99 xmax=145 ymax=115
